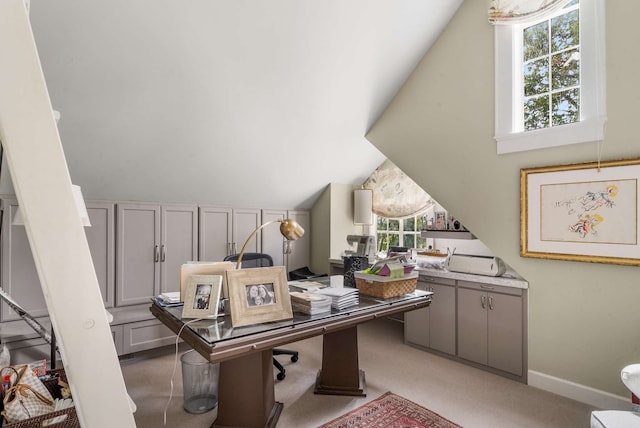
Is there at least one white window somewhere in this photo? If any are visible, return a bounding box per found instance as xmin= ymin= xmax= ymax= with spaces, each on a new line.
xmin=375 ymin=212 xmax=429 ymax=254
xmin=494 ymin=0 xmax=606 ymax=154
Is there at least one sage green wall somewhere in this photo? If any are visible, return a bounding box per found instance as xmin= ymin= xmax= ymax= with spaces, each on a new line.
xmin=366 ymin=0 xmax=640 ymax=398
xmin=311 ymin=183 xmax=362 ymax=275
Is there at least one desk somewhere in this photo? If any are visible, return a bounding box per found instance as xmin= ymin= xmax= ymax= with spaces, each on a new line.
xmin=150 ymin=275 xmax=431 ymax=428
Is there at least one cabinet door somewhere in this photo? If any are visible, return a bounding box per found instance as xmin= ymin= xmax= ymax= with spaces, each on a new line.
xmin=457 ymin=287 xmax=488 ymax=365
xmin=233 ymin=208 xmax=261 ymax=255
xmin=488 ymin=292 xmax=523 ymax=375
xmin=85 ymin=202 xmax=115 ymax=308
xmin=0 ymin=199 xmax=47 ymax=321
xmin=261 ymin=209 xmax=286 ymax=266
xmin=405 ymin=307 xmax=429 ymax=347
xmin=116 ymin=204 xmax=160 ymax=306
xmin=198 ymin=206 xmax=233 ymax=261
xmin=160 ymin=204 xmax=198 ymax=293
xmin=285 ymin=210 xmax=310 ymax=272
xmin=429 ymin=283 xmax=456 ymax=355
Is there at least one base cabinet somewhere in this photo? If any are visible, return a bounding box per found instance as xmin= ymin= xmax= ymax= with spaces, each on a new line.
xmin=457 ymin=280 xmax=524 ymax=376
xmin=405 ymin=276 xmax=456 ymax=355
xmin=121 ymin=319 xmax=176 ymax=354
xmin=405 ymin=272 xmax=527 ymax=382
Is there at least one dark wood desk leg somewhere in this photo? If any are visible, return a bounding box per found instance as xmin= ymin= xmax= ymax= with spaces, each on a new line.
xmin=314 ymin=326 xmax=366 ymax=396
xmin=212 ymin=350 xmax=283 ymax=428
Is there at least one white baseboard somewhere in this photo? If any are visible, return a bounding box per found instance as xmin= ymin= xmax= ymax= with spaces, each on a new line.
xmin=528 ymin=370 xmax=633 ymax=411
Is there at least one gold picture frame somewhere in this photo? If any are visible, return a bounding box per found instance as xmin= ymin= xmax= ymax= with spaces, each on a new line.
xmin=226 ymin=266 xmax=293 ymax=328
xmin=521 ymin=158 xmax=640 ymax=265
xmin=181 ymin=275 xmax=223 ymax=319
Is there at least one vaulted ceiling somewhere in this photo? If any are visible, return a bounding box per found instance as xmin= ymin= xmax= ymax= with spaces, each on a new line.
xmin=20 ymin=0 xmax=462 ymax=209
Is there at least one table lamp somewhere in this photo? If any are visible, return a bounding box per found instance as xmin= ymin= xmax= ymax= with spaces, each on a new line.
xmin=235 ymin=218 xmax=304 ymax=269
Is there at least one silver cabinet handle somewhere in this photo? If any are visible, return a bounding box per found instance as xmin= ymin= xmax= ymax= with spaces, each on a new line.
xmin=488 ymin=296 xmax=494 ymax=310
xmin=161 ymin=245 xmax=166 ymax=262
xmin=154 ymin=245 xmax=159 ymax=262
xmin=481 ymin=295 xmax=486 ymax=309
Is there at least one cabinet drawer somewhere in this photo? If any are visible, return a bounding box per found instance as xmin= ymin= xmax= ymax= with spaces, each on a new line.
xmin=122 ymin=319 xmax=176 ymax=354
xmin=419 ymin=275 xmax=456 ymax=287
xmin=457 ymin=280 xmax=522 ymax=297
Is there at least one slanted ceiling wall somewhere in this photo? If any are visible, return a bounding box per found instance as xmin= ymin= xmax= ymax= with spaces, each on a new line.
xmin=367 ymin=0 xmax=640 ymax=399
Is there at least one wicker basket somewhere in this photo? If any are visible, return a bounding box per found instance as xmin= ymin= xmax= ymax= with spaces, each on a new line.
xmin=1 ymin=368 xmax=79 ymax=428
xmin=354 ymin=271 xmax=418 ymax=299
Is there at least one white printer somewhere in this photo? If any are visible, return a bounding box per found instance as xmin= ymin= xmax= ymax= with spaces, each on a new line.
xmin=445 ymin=254 xmax=506 ymax=277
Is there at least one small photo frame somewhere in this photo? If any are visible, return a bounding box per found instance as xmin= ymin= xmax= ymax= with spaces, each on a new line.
xmin=434 ymin=211 xmax=447 ymax=230
xmin=226 ymin=266 xmax=293 ymax=328
xmin=181 ymin=275 xmax=223 ymax=319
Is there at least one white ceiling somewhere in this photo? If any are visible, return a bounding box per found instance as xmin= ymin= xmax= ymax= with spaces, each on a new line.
xmin=23 ymin=0 xmax=462 ymax=209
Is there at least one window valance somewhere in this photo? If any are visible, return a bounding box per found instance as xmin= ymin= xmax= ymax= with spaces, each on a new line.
xmin=488 ymin=0 xmax=574 ymax=25
xmin=362 ymin=159 xmax=433 ymax=218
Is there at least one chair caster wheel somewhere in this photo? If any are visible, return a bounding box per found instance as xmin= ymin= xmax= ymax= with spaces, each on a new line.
xmin=291 ymin=355 xmax=298 ymax=363
xmin=277 ymin=372 xmax=286 ymax=381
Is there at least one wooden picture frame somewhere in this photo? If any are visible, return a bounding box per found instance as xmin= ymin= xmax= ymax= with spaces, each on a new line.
xmin=226 ymin=266 xmax=293 ymax=328
xmin=181 ymin=275 xmax=223 ymax=319
xmin=521 ymin=158 xmax=640 ymax=265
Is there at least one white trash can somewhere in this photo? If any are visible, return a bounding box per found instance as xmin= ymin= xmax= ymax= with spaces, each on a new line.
xmin=181 ymin=350 xmax=219 ymax=414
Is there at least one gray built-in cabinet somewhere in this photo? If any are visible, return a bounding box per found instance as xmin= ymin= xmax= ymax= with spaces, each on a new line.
xmin=198 ymin=206 xmax=262 ymax=261
xmin=405 ymin=275 xmax=456 ymax=355
xmin=405 ymin=272 xmax=528 ymax=383
xmin=457 ymin=280 xmax=524 ymax=377
xmin=0 ymin=198 xmax=310 ymax=364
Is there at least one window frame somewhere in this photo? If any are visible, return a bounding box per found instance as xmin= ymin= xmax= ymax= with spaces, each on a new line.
xmin=494 ymin=0 xmax=606 ymax=154
xmin=375 ymin=212 xmax=429 ymax=253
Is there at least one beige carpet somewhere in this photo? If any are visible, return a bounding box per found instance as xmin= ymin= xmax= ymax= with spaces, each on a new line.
xmin=120 ymin=318 xmax=595 ymax=428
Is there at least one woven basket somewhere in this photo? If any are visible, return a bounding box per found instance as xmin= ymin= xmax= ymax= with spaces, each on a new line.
xmin=2 ymin=368 xmax=79 ymax=428
xmin=354 ymin=271 xmax=418 ymax=299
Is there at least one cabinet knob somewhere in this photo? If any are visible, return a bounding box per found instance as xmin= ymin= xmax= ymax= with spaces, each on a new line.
xmin=488 ymin=296 xmax=494 ymax=310
xmin=160 ymin=245 xmax=166 ymax=262
xmin=481 ymin=295 xmax=486 ymax=309
xmin=154 ymin=245 xmax=159 ymax=262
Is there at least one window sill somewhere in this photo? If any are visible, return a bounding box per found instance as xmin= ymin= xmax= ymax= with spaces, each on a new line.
xmin=495 ymin=116 xmax=607 ymax=154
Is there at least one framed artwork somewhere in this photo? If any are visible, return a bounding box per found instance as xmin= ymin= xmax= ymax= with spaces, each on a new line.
xmin=226 ymin=266 xmax=293 ymax=328
xmin=521 ymin=158 xmax=640 ymax=265
xmin=181 ymin=275 xmax=223 ymax=319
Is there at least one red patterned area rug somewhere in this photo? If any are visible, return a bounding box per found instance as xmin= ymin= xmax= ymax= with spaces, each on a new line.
xmin=317 ymin=392 xmax=462 ymax=428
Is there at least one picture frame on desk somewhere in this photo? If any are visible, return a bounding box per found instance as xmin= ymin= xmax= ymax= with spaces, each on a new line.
xmin=226 ymin=266 xmax=293 ymax=328
xmin=181 ymin=275 xmax=222 ymax=319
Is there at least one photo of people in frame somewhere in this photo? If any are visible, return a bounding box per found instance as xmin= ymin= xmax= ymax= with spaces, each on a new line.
xmin=245 ymin=282 xmax=276 ymax=307
xmin=194 ymin=283 xmax=212 ymax=310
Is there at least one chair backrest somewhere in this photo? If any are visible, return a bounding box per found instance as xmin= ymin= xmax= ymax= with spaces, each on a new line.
xmin=223 ymin=253 xmax=274 ymax=268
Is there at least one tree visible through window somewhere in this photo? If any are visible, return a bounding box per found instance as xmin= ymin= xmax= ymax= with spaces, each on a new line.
xmin=493 ymin=0 xmax=605 ymax=154
xmin=523 ymin=1 xmax=580 ymax=131
xmin=376 ymin=212 xmax=429 ymax=253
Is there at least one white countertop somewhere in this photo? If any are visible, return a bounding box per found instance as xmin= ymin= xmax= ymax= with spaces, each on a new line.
xmin=416 ymin=267 xmax=528 ymax=289
xmin=329 ymin=257 xmax=528 ymax=290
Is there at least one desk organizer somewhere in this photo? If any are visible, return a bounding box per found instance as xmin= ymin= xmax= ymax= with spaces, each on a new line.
xmin=354 ymin=271 xmax=418 ymax=298
xmin=1 ymin=368 xmax=79 ymax=428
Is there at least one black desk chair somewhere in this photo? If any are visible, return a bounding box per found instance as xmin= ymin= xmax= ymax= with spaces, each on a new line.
xmin=223 ymin=252 xmax=299 ymax=380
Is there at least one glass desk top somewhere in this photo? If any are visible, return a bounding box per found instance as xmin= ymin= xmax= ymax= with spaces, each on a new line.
xmin=153 ymin=275 xmax=432 ymax=345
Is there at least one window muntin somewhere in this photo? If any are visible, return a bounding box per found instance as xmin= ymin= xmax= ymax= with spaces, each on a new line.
xmin=376 ymin=212 xmax=429 ymax=253
xmin=493 ymin=0 xmax=605 ymax=154
xmin=522 ymin=3 xmax=580 ymax=132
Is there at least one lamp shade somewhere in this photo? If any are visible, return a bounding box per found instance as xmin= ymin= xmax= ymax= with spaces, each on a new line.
xmin=354 ymin=189 xmax=373 ymax=225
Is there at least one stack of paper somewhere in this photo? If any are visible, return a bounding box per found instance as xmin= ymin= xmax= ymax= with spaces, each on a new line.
xmin=289 ymin=292 xmax=332 ymax=315
xmin=159 ymin=291 xmax=181 ymax=304
xmin=316 ymin=287 xmax=359 ymax=310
